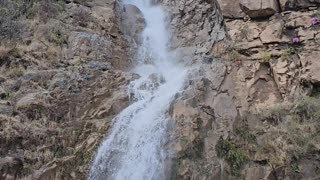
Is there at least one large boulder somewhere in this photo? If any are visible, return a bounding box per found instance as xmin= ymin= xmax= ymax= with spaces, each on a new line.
xmin=240 ymin=0 xmax=280 ymax=18
xmin=217 ymin=0 xmax=244 ymax=18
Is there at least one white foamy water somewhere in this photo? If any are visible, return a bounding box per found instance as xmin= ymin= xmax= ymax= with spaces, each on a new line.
xmin=88 ymin=0 xmax=186 ymax=179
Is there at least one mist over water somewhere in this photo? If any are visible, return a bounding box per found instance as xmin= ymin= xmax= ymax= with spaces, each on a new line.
xmin=88 ymin=0 xmax=187 ymax=179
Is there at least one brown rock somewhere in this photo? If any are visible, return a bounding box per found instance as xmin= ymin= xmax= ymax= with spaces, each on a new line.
xmin=240 ymin=0 xmax=280 ymax=18
xmin=217 ymin=0 xmax=244 ymax=18
xmin=235 ymin=39 xmax=263 ymax=49
xmin=298 ymin=29 xmax=316 ymax=41
xmin=212 ymin=93 xmax=238 ymax=119
xmin=285 ymin=15 xmax=312 ymax=28
xmin=300 ymin=51 xmax=320 ymax=84
xmin=260 ymin=21 xmax=284 ymax=44
xmin=245 ymin=23 xmax=262 ymax=41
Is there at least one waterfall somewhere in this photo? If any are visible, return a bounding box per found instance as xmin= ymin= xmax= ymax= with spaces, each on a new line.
xmin=88 ymin=0 xmax=187 ymax=179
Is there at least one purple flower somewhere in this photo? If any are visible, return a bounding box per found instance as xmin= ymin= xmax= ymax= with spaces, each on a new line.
xmin=292 ymin=37 xmax=300 ymax=43
xmin=311 ymin=17 xmax=319 ymax=25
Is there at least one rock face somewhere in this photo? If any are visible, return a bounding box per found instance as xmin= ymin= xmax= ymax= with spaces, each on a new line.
xmin=162 ymin=0 xmax=320 ymax=179
xmin=160 ymin=0 xmax=235 ymax=179
xmin=301 ymin=51 xmax=320 ymax=84
xmin=0 ymin=0 xmax=136 ymax=179
xmin=120 ymin=4 xmax=146 ymax=44
xmin=1 ymin=0 xmax=320 ymax=179
xmin=162 ymin=0 xmax=226 ymax=55
xmin=240 ymin=0 xmax=280 ymax=18
xmin=211 ymin=0 xmax=320 ymax=179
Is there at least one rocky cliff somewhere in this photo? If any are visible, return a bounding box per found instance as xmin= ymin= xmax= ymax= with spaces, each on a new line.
xmin=0 ymin=0 xmax=320 ymax=179
xmin=164 ymin=0 xmax=320 ymax=179
xmin=0 ymin=0 xmax=136 ymax=179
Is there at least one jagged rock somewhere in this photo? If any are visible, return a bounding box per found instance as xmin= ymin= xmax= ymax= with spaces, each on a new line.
xmin=217 ymin=0 xmax=244 ymax=18
xmin=245 ymin=23 xmax=262 ymax=41
xmin=300 ymin=51 xmax=320 ymax=84
xmin=91 ymin=6 xmax=114 ymax=25
xmin=212 ymin=93 xmax=238 ymax=119
xmin=298 ymin=29 xmax=317 ymax=41
xmin=163 ymin=0 xmax=226 ymax=55
xmin=204 ymin=62 xmax=227 ymax=90
xmin=285 ymin=14 xmax=313 ymax=28
xmin=240 ymin=0 xmax=280 ymax=18
xmin=271 ymin=60 xmax=290 ymax=94
xmin=260 ymin=21 xmax=284 ymax=43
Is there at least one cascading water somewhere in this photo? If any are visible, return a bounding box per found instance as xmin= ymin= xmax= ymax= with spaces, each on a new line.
xmin=88 ymin=0 xmax=186 ymax=179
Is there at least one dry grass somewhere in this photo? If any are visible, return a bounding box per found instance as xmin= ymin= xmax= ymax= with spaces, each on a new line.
xmin=6 ymin=66 xmax=25 ymax=78
xmin=235 ymin=96 xmax=320 ymax=172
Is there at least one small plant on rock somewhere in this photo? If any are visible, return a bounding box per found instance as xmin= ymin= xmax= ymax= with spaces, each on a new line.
xmin=311 ymin=17 xmax=319 ymax=26
xmin=262 ymin=52 xmax=272 ymax=63
xmin=215 ymin=137 xmax=248 ymax=176
xmin=228 ymin=50 xmax=243 ymax=62
xmin=294 ymin=96 xmax=320 ymax=122
xmin=292 ymin=37 xmax=300 ymax=44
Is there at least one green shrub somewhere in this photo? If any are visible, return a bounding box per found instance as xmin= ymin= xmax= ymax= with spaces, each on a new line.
xmin=259 ymin=105 xmax=288 ymax=126
xmin=216 ymin=137 xmax=248 ymax=175
xmin=294 ymin=96 xmax=320 ymax=122
xmin=280 ymin=47 xmax=297 ymax=61
xmin=262 ymin=52 xmax=272 ymax=62
xmin=310 ymin=86 xmax=320 ymax=97
xmin=235 ymin=128 xmax=257 ymax=144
